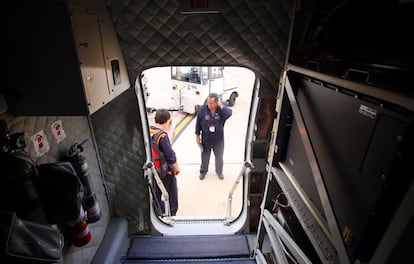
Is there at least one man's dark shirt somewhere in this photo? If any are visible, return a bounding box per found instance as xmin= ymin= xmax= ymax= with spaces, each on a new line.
xmin=150 ymin=126 xmax=177 ymax=164
xmin=195 ymin=105 xmax=232 ymax=146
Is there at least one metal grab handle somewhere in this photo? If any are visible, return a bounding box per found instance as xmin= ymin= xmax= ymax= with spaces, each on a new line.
xmin=143 ymin=162 xmax=174 ymax=224
xmin=224 ymin=160 xmax=254 ymax=225
xmin=343 ymin=68 xmax=371 ymax=84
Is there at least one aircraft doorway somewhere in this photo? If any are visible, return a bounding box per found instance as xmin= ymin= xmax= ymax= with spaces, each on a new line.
xmin=141 ymin=66 xmax=255 ymax=231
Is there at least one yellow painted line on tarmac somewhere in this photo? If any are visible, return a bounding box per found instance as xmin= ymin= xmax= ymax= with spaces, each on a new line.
xmin=175 ymin=114 xmax=194 ymax=135
xmin=172 ymin=114 xmax=194 ymax=143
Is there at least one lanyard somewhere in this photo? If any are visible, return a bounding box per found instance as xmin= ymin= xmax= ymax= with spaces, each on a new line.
xmin=207 ymin=111 xmax=220 ymax=127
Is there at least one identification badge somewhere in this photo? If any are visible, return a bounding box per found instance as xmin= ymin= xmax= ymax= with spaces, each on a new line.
xmin=209 ymin=126 xmax=215 ymax=132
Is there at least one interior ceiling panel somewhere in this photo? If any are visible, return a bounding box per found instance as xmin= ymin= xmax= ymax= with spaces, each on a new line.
xmin=105 ymin=0 xmax=296 ymax=97
xmin=104 ymin=0 xmax=414 ymax=99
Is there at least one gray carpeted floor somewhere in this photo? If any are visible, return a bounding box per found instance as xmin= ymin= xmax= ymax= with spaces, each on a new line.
xmin=126 ymin=234 xmax=252 ymax=260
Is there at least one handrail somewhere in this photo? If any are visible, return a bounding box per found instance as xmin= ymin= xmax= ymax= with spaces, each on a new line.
xmin=262 ymin=210 xmax=289 ymax=263
xmin=143 ymin=162 xmax=174 ymax=225
xmin=224 ymin=160 xmax=253 ymax=225
xmin=263 ymin=209 xmax=313 ymax=264
xmin=135 ymin=77 xmax=174 ymax=224
xmin=255 ymin=249 xmax=268 ymax=264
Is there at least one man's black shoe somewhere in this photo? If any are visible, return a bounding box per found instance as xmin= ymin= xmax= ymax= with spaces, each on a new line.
xmin=218 ymin=174 xmax=224 ymax=180
xmin=199 ymin=173 xmax=206 ymax=180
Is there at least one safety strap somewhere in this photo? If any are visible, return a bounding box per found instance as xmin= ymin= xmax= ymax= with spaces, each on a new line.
xmin=151 ymin=128 xmax=167 ymax=145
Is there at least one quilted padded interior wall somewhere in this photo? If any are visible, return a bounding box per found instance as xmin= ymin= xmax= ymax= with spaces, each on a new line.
xmin=90 ymin=88 xmax=150 ymax=234
xmin=93 ymin=0 xmax=295 ymax=235
xmin=105 ymin=0 xmax=295 ymax=97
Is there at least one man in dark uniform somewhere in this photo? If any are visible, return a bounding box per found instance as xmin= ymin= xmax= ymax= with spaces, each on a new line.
xmin=150 ymin=109 xmax=180 ymax=216
xmin=195 ymin=93 xmax=232 ymax=180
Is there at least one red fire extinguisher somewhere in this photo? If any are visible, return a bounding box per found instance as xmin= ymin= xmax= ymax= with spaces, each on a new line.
xmin=67 ymin=139 xmax=102 ymax=223
xmin=68 ymin=206 xmax=91 ymax=247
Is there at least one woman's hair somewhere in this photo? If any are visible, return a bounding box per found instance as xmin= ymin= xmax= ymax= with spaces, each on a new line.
xmin=155 ymin=109 xmax=171 ymax=125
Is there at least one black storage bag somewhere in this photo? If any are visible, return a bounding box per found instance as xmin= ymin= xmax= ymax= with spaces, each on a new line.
xmin=36 ymin=162 xmax=83 ymax=224
xmin=0 ymin=211 xmax=62 ymax=263
xmin=0 ymin=150 xmax=48 ymax=224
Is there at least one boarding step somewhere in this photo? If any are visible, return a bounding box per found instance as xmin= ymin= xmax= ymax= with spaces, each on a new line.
xmin=122 ymin=258 xmax=256 ymax=263
xmin=122 ymin=234 xmax=255 ymax=263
